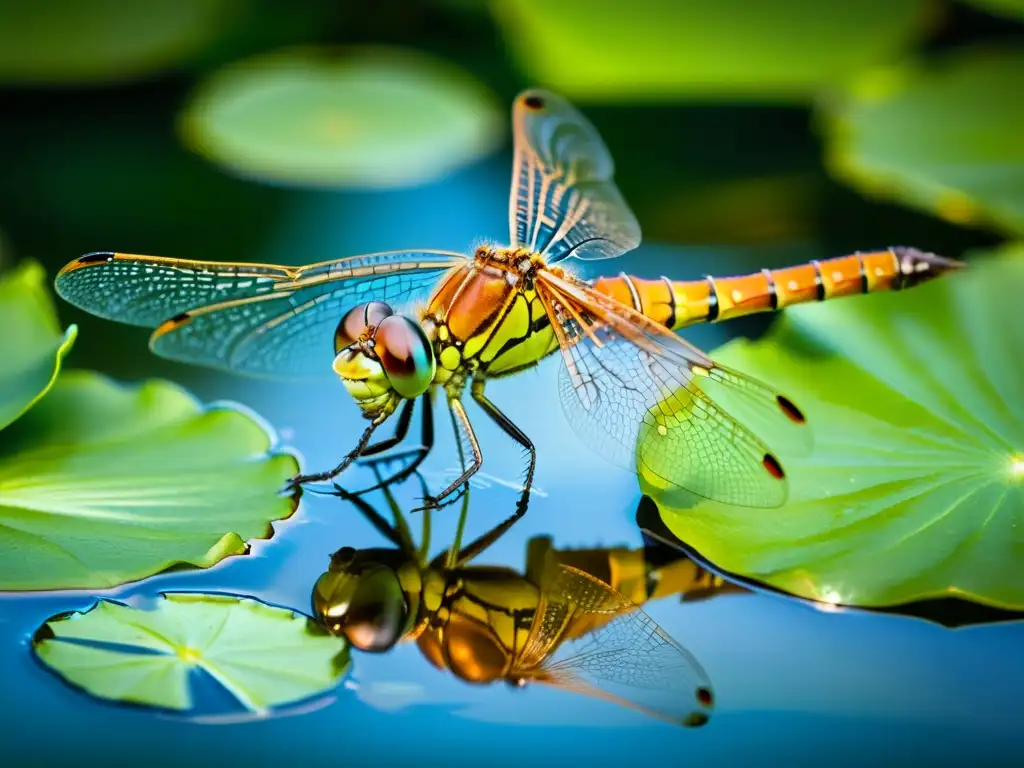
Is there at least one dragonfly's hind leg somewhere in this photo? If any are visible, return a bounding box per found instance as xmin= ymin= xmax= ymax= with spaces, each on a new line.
xmin=470 ymin=378 xmax=536 ymax=514
xmin=352 ymin=393 xmax=435 ymax=493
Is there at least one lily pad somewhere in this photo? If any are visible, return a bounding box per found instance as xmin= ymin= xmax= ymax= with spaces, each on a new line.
xmin=490 ymin=0 xmax=932 ymax=102
xmin=0 ymin=261 xmax=76 ymax=431
xmin=823 ymin=47 xmax=1024 ymax=236
xmin=179 ymin=46 xmax=503 ymax=189
xmin=0 ymin=371 xmax=298 ymax=591
xmin=644 ymin=245 xmax=1024 ymax=609
xmin=0 ymin=0 xmax=242 ymax=85
xmin=33 ymin=593 xmax=350 ymax=712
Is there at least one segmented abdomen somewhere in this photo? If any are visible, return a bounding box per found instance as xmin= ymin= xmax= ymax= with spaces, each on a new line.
xmin=592 ymin=247 xmax=963 ymax=331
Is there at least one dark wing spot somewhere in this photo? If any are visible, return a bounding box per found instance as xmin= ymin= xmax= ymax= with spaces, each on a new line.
xmin=158 ymin=311 xmax=192 ymax=332
xmin=523 ymin=94 xmax=545 ymax=110
xmin=696 ymin=687 xmax=714 ymax=707
xmin=683 ymin=712 xmax=710 ymax=728
xmin=776 ymin=395 xmax=806 ymax=424
xmin=763 ymin=453 xmax=785 ymax=480
xmin=77 ymin=251 xmax=116 ymax=265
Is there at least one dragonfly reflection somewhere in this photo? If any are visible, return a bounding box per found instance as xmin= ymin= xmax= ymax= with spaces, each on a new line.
xmin=313 ymin=469 xmax=742 ymax=728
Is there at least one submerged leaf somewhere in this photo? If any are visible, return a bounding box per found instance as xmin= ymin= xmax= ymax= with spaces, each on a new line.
xmin=823 ymin=47 xmax=1024 ymax=235
xmin=644 ymin=246 xmax=1024 ymax=609
xmin=491 ymin=0 xmax=932 ymax=102
xmin=0 ymin=371 xmax=298 ymax=591
xmin=34 ymin=593 xmax=350 ymax=712
xmin=179 ymin=46 xmax=503 ymax=189
xmin=0 ymin=261 xmax=76 ymax=430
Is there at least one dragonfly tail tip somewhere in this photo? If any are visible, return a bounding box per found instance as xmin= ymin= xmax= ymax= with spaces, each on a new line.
xmin=891 ymin=246 xmax=967 ymax=287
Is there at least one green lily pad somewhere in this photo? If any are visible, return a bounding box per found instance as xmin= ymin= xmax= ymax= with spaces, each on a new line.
xmin=0 ymin=371 xmax=298 ymax=591
xmin=0 ymin=0 xmax=242 ymax=86
xmin=823 ymin=47 xmax=1024 ymax=236
xmin=33 ymin=593 xmax=350 ymax=712
xmin=961 ymin=0 xmax=1024 ymax=21
xmin=179 ymin=46 xmax=503 ymax=189
xmin=0 ymin=261 xmax=76 ymax=431
xmin=644 ymin=245 xmax=1024 ymax=609
xmin=490 ymin=0 xmax=932 ymax=102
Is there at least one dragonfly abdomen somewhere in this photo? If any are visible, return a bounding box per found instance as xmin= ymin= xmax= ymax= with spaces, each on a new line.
xmin=593 ymin=247 xmax=964 ymax=330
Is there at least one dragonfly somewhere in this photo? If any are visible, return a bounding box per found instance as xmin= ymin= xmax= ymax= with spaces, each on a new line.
xmin=55 ymin=89 xmax=964 ymax=515
xmin=314 ymin=469 xmax=737 ymax=728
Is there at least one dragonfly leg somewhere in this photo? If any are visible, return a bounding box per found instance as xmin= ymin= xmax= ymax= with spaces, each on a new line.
xmin=434 ymin=500 xmax=528 ymax=570
xmin=414 ymin=394 xmax=481 ymax=512
xmin=350 ymin=393 xmax=436 ymax=493
xmin=330 ymin=469 xmax=417 ymax=554
xmin=289 ymin=414 xmax=387 ymax=487
xmin=359 ymin=397 xmax=416 ymax=458
xmin=470 ymin=378 xmax=536 ymax=514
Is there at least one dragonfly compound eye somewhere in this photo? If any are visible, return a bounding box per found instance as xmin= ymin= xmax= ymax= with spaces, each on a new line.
xmin=334 ymin=301 xmax=395 ymax=354
xmin=312 ymin=565 xmax=408 ymax=652
xmin=373 ymin=316 xmax=436 ymax=399
xmin=343 ymin=567 xmax=409 ymax=653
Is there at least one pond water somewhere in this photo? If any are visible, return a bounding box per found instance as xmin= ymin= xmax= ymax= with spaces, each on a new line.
xmin=1 ymin=92 xmax=1022 ymax=766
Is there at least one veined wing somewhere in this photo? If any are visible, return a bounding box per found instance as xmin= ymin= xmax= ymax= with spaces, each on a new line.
xmin=55 ymin=250 xmax=468 ymax=378
xmin=509 ymin=90 xmax=641 ymax=263
xmin=535 ymin=269 xmax=810 ymax=508
xmin=55 ymin=252 xmax=294 ymax=328
xmin=516 ymin=563 xmax=713 ymax=728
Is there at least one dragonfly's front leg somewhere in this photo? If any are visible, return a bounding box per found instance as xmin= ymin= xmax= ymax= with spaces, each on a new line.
xmin=414 ymin=393 xmax=481 ymax=513
xmin=289 ymin=412 xmax=388 ymax=488
xmin=351 ymin=393 xmax=435 ymax=493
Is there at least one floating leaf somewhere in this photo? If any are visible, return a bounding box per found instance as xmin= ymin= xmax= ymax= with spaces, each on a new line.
xmin=490 ymin=0 xmax=932 ymax=102
xmin=823 ymin=47 xmax=1024 ymax=235
xmin=33 ymin=593 xmax=350 ymax=712
xmin=0 ymin=371 xmax=298 ymax=591
xmin=0 ymin=261 xmax=76 ymax=431
xmin=0 ymin=0 xmax=243 ymax=86
xmin=179 ymin=46 xmax=503 ymax=189
xmin=644 ymin=246 xmax=1024 ymax=609
xmin=961 ymin=0 xmax=1024 ymax=21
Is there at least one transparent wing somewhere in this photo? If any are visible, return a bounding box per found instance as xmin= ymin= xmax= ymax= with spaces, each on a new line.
xmin=536 ymin=270 xmax=809 ymax=508
xmin=518 ymin=563 xmax=713 ymax=728
xmin=509 ymin=89 xmax=641 ymax=263
xmin=55 ymin=250 xmax=468 ymax=379
xmin=55 ymin=252 xmax=294 ymax=328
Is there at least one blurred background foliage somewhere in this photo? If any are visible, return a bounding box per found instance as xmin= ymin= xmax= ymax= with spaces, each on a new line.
xmin=0 ymin=0 xmax=1020 ymax=392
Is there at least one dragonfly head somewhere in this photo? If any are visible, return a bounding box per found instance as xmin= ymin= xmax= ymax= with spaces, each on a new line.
xmin=333 ymin=301 xmax=436 ymax=417
xmin=312 ymin=545 xmax=422 ymax=653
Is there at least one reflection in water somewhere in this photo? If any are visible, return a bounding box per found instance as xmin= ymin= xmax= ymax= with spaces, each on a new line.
xmin=635 ymin=496 xmax=1024 ymax=629
xmin=311 ymin=470 xmax=737 ymax=727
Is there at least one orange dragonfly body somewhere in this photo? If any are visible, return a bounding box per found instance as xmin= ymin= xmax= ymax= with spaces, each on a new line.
xmin=314 ymin=475 xmax=736 ymax=727
xmin=55 ymin=89 xmax=963 ymax=513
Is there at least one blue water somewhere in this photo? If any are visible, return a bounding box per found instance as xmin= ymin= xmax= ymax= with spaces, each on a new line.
xmin=2 ymin=156 xmax=1022 ymax=767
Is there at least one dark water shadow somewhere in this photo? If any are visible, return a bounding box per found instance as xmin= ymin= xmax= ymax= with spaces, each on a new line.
xmin=635 ymin=495 xmax=1024 ymax=629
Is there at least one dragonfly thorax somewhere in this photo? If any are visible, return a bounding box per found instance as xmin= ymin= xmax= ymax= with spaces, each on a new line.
xmin=419 ymin=246 xmax=563 ymax=385
xmin=416 ymin=567 xmax=541 ymax=685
